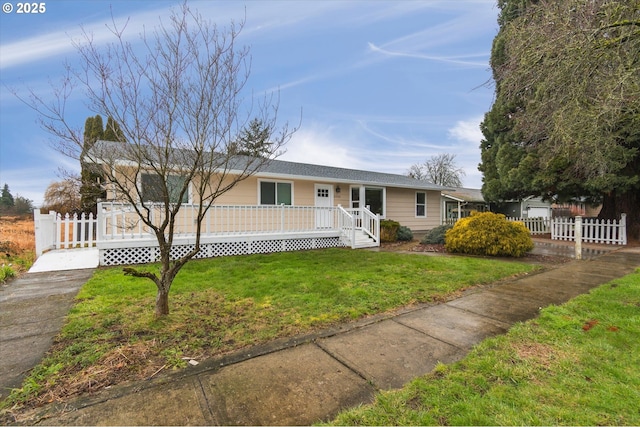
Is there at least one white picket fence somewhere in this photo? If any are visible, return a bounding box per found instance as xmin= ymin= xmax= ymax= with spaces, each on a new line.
xmin=506 ymin=216 xmax=551 ymax=235
xmin=551 ymin=214 xmax=627 ymax=245
xmin=506 ymin=214 xmax=627 ymax=245
xmin=33 ymin=211 xmax=98 ymax=256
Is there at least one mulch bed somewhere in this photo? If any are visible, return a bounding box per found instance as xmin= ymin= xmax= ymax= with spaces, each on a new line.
xmin=380 ymin=240 xmax=572 ymax=265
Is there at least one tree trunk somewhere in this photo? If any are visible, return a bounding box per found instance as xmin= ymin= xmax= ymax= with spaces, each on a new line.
xmin=155 ymin=288 xmax=170 ymax=317
xmin=599 ymin=190 xmax=640 ymax=243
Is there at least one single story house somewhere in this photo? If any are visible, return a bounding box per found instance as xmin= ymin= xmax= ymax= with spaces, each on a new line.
xmin=69 ymin=141 xmax=452 ymax=265
xmin=209 ymin=158 xmax=450 ymax=233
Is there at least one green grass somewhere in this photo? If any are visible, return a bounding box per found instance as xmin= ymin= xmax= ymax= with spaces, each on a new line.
xmin=0 ymin=264 xmax=16 ymax=283
xmin=1 ymin=248 xmax=537 ymax=410
xmin=328 ymin=267 xmax=640 ymax=426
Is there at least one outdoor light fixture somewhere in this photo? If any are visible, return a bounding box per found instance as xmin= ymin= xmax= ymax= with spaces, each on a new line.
xmin=336 ymin=186 xmax=341 ymax=193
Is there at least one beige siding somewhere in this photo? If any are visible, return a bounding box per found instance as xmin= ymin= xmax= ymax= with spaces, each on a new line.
xmin=385 ymin=187 xmax=441 ymax=232
xmin=105 ymin=166 xmax=442 ymax=231
xmin=215 ymin=177 xmax=354 ymax=207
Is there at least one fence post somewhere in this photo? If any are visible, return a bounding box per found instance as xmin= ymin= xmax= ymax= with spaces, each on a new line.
xmin=621 ymin=213 xmax=627 ymax=245
xmin=575 ymin=216 xmax=582 ymax=260
xmin=33 ymin=209 xmax=52 ymax=257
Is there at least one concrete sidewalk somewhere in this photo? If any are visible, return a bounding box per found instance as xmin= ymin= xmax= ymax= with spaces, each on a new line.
xmin=0 ymin=269 xmax=95 ymax=398
xmin=5 ymin=247 xmax=637 ymax=426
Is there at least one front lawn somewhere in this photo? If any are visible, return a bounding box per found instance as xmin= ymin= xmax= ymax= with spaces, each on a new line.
xmin=1 ymin=248 xmax=537 ymax=410
xmin=329 ymin=267 xmax=640 ymax=426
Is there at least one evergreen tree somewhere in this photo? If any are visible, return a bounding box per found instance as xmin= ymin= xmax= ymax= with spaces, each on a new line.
xmin=13 ymin=195 xmax=34 ymax=215
xmin=479 ymin=0 xmax=640 ymax=239
xmin=0 ymin=184 xmax=15 ymax=210
xmin=233 ymin=118 xmax=273 ymax=157
xmin=83 ymin=115 xmax=104 ymax=148
xmin=80 ymin=115 xmax=106 ymax=213
xmin=103 ymin=116 xmax=125 ymax=142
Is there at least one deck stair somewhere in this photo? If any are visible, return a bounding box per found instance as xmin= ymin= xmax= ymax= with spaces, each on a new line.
xmin=353 ymin=231 xmax=377 ymax=248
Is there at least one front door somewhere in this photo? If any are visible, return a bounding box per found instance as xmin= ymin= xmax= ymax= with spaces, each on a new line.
xmin=314 ymin=184 xmax=333 ymax=228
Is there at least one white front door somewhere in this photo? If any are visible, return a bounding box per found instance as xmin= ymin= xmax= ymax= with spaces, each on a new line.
xmin=314 ymin=184 xmax=333 ymax=228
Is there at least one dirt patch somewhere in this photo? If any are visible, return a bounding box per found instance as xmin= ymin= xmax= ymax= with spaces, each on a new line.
xmin=513 ymin=342 xmax=562 ymax=369
xmin=29 ymin=342 xmax=165 ymax=409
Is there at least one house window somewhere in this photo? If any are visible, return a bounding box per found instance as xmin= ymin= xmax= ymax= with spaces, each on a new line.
xmin=260 ymin=181 xmax=292 ymax=205
xmin=350 ymin=187 xmax=360 ymax=209
xmin=365 ymin=187 xmax=384 ymax=216
xmin=351 ymin=186 xmax=384 ymax=216
xmin=141 ymin=173 xmax=189 ymax=203
xmin=416 ymin=192 xmax=426 ymax=217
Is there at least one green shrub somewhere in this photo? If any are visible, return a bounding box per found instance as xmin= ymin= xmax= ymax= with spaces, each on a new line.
xmin=396 ymin=226 xmax=413 ymax=242
xmin=421 ymin=224 xmax=453 ymax=245
xmin=444 ymin=212 xmax=534 ymax=257
xmin=380 ymin=220 xmax=400 ymax=242
xmin=0 ymin=264 xmax=16 ymax=283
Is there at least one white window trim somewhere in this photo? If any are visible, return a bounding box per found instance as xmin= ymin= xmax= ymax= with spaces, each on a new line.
xmin=257 ymin=179 xmax=294 ymax=205
xmin=416 ymin=191 xmax=427 ymax=218
xmin=350 ymin=185 xmax=386 ymax=218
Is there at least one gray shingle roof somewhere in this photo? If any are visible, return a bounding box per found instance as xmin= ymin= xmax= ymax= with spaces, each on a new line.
xmin=257 ymin=158 xmax=451 ymax=191
xmin=89 ymin=140 xmax=450 ymax=191
xmin=442 ymin=188 xmax=486 ymax=202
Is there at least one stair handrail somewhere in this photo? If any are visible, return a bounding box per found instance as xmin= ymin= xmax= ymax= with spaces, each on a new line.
xmin=360 ymin=206 xmax=380 ymax=246
xmin=337 ymin=205 xmax=356 ymax=248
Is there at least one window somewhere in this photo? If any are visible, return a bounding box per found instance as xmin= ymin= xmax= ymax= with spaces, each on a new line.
xmin=141 ymin=173 xmax=188 ymax=203
xmin=260 ymin=181 xmax=292 ymax=205
xmin=416 ymin=192 xmax=426 ymax=217
xmin=365 ymin=187 xmax=384 ymax=216
xmin=351 ymin=186 xmax=384 ymax=216
xmin=350 ymin=187 xmax=360 ymax=209
xmin=317 ymin=187 xmax=329 ymax=199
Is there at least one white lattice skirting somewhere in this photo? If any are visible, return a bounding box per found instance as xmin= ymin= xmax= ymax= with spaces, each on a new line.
xmin=99 ymin=233 xmax=345 ymax=266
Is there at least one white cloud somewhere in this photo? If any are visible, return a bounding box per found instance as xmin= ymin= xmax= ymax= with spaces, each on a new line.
xmin=279 ymin=123 xmax=369 ymax=170
xmin=367 ymin=42 xmax=488 ymax=67
xmin=447 ymin=116 xmax=485 ymax=188
xmin=448 ymin=116 xmax=484 ymax=146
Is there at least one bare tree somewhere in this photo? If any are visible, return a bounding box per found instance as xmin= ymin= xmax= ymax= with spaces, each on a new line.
xmin=42 ymin=178 xmax=82 ymax=215
xmin=408 ymin=153 xmax=465 ymax=187
xmin=16 ymin=3 xmax=296 ymax=316
xmin=406 ymin=164 xmax=426 ymax=181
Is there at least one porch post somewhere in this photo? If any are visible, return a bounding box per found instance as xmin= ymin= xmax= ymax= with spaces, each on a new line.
xmin=96 ymin=202 xmax=105 ymax=243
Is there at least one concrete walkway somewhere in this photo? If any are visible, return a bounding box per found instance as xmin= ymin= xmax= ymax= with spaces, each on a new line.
xmin=0 ymin=269 xmax=95 ymax=398
xmin=3 ymin=247 xmax=637 ymax=426
xmin=28 ymin=248 xmax=99 ymax=273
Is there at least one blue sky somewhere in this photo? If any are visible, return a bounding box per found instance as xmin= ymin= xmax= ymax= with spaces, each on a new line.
xmin=0 ymin=0 xmax=499 ymax=206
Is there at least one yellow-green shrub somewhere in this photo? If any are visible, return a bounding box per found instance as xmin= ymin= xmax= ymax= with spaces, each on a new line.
xmin=380 ymin=219 xmax=400 ymax=242
xmin=444 ymin=212 xmax=534 ymax=257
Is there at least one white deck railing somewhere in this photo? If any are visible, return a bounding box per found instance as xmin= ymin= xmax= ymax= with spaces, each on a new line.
xmin=34 ymin=202 xmax=380 ymax=257
xmin=33 ymin=211 xmax=98 ymax=256
xmin=98 ymin=202 xmax=357 ymax=239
